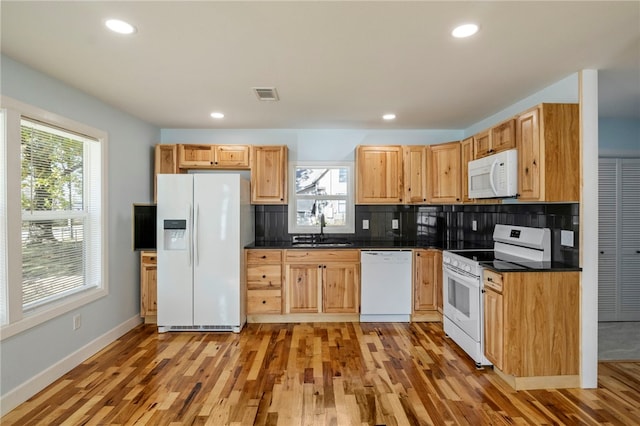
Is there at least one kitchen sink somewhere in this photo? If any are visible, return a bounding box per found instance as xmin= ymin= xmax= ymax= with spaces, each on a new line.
xmin=291 ymin=242 xmax=354 ymax=248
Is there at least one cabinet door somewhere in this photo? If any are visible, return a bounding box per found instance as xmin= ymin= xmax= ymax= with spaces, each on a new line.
xmin=323 ymin=263 xmax=360 ymax=313
xmin=215 ymin=145 xmax=250 ymax=169
xmin=140 ymin=251 xmax=158 ymax=318
xmin=154 ymin=145 xmax=179 ymax=203
xmin=251 ymin=145 xmax=288 ymax=204
xmin=460 ymin=138 xmax=473 ymax=203
xmin=516 ymin=108 xmax=541 ymax=200
xmin=178 ymin=144 xmax=216 ymax=168
xmin=286 ymin=264 xmax=321 ymax=313
xmin=491 ymin=119 xmax=516 ymax=153
xmin=427 ymin=142 xmax=461 ymax=203
xmin=356 ymin=146 xmax=403 ymax=204
xmin=473 ymin=130 xmax=491 ymax=158
xmin=483 ymin=288 xmax=503 ymax=369
xmin=413 ymin=250 xmax=436 ymax=311
xmin=403 ymin=146 xmax=427 ymax=204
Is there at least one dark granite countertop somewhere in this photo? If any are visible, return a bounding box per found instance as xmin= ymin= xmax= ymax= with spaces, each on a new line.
xmin=480 ymin=259 xmax=582 ymax=273
xmin=245 ymin=240 xmax=581 ymax=272
xmin=245 ymin=239 xmax=492 ymax=251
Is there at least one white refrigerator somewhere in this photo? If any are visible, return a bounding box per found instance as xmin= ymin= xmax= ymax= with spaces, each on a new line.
xmin=156 ymin=173 xmax=254 ymax=333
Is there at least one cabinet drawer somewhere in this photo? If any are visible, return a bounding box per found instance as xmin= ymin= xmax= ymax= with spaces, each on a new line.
xmin=246 ymin=249 xmax=282 ymax=263
xmin=285 ymin=249 xmax=359 ymax=263
xmin=247 ymin=265 xmax=281 ymax=289
xmin=484 ymin=270 xmax=503 ymax=292
xmin=247 ymin=289 xmax=282 ymax=314
xmin=141 ymin=251 xmax=157 ymax=265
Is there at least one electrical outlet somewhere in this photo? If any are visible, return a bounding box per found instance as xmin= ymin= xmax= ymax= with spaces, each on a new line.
xmin=561 ymin=230 xmax=574 ymax=247
xmin=73 ymin=314 xmax=81 ymax=330
xmin=472 ymin=220 xmax=477 ymax=231
xmin=362 ymin=219 xmax=369 ymax=230
xmin=392 ymin=219 xmax=399 ymax=230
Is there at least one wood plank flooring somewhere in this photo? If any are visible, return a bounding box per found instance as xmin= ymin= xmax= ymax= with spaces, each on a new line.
xmin=3 ymin=322 xmax=640 ymax=425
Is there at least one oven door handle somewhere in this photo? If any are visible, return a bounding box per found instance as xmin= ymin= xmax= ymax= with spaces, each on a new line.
xmin=444 ymin=266 xmax=480 ymax=288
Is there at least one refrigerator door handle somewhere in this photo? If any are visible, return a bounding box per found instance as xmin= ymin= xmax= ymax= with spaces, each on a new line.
xmin=194 ymin=204 xmax=200 ymax=266
xmin=188 ymin=204 xmax=193 ymax=266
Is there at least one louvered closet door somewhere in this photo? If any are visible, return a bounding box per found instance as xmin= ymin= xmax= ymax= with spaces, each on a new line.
xmin=598 ymin=159 xmax=618 ymax=321
xmin=598 ymin=158 xmax=640 ymax=322
xmin=620 ymin=159 xmax=640 ymax=320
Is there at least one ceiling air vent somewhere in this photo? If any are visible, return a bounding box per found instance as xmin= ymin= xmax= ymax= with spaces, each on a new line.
xmin=253 ymin=87 xmax=279 ymax=101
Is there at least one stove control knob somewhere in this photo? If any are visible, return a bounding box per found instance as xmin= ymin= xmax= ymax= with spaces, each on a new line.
xmin=464 ymin=264 xmax=472 ymax=273
xmin=452 ymin=260 xmax=459 ymax=268
xmin=443 ymin=256 xmax=450 ymax=264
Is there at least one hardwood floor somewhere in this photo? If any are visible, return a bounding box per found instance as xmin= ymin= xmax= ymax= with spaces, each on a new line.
xmin=3 ymin=322 xmax=639 ymax=425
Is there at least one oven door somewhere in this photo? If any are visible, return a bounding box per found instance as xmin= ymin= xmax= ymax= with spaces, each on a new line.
xmin=443 ymin=265 xmax=481 ymax=341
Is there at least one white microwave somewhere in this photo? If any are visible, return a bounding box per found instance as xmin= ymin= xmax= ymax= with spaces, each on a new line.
xmin=468 ymin=149 xmax=518 ymax=198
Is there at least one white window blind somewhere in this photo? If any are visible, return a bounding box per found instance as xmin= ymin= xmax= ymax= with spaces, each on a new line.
xmin=20 ymin=118 xmax=102 ymax=311
xmin=0 ymin=110 xmax=7 ymax=324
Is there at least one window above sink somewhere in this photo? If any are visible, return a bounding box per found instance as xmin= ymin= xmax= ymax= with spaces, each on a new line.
xmin=288 ymin=162 xmax=355 ymax=234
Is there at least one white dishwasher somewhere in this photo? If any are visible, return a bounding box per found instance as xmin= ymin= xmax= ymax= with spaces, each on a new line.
xmin=360 ymin=250 xmax=412 ymax=322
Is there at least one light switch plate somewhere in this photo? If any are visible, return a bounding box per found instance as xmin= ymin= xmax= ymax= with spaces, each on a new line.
xmin=392 ymin=219 xmax=399 ymax=229
xmin=561 ymin=230 xmax=574 ymax=247
xmin=362 ymin=219 xmax=369 ymax=230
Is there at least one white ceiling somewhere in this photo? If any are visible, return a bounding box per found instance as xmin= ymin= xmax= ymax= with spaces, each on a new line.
xmin=2 ymin=1 xmax=639 ymax=130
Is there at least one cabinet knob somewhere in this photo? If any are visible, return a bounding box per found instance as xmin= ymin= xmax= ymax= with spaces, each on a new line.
xmin=262 ymin=275 xmax=266 ymax=279
xmin=261 ymin=255 xmax=267 ymax=259
xmin=318 ymin=265 xmax=322 ymax=269
xmin=262 ymin=300 xmax=266 ymax=304
xmin=416 ymin=253 xmax=420 ymax=257
xmin=481 ymin=289 xmax=486 ymax=293
xmin=487 ymin=277 xmax=494 ymax=282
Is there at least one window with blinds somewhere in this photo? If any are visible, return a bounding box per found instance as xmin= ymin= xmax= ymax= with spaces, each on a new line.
xmin=20 ymin=118 xmax=102 ymax=311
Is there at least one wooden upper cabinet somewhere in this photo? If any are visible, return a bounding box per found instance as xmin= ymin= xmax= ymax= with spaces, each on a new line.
xmin=460 ymin=138 xmax=473 ymax=203
xmin=178 ymin=144 xmax=250 ymax=169
xmin=491 ymin=119 xmax=516 ymax=153
xmin=474 ymin=119 xmax=516 ymax=159
xmin=356 ymin=145 xmax=403 ymax=204
xmin=154 ymin=144 xmax=180 ymax=203
xmin=516 ymin=103 xmax=579 ymax=202
xmin=427 ymin=141 xmax=461 ymax=204
xmin=251 ymin=145 xmax=288 ymax=204
xmin=473 ymin=130 xmax=491 ymax=159
xmin=403 ymin=146 xmax=427 ymax=204
xmin=214 ymin=145 xmax=250 ymax=168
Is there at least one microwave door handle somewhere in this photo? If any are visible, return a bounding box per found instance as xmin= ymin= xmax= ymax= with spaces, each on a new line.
xmin=489 ymin=160 xmax=499 ymax=196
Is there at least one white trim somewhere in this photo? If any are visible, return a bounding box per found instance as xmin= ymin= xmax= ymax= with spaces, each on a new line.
xmin=288 ymin=161 xmax=355 ymax=234
xmin=599 ymin=149 xmax=640 ymax=158
xmin=580 ymin=69 xmax=599 ymax=389
xmin=0 ymin=95 xmax=109 ymax=336
xmin=0 ymin=315 xmax=142 ymax=416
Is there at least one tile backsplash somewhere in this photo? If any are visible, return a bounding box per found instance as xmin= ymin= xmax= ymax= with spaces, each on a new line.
xmin=254 ymin=203 xmax=580 ymax=265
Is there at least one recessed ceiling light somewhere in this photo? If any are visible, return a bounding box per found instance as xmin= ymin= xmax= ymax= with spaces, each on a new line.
xmin=210 ymin=112 xmax=225 ymax=119
xmin=452 ymin=23 xmax=479 ymax=38
xmin=105 ymin=19 xmax=136 ymax=35
xmin=382 ymin=114 xmax=396 ymax=120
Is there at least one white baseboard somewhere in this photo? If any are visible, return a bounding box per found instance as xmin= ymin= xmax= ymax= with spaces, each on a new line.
xmin=0 ymin=315 xmax=142 ymax=416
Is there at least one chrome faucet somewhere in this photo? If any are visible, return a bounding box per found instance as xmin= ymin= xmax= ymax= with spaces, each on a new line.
xmin=319 ymin=213 xmax=326 ymax=241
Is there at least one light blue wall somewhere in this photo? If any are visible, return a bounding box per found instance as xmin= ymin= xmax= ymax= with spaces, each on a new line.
xmin=0 ymin=55 xmax=159 ymax=396
xmin=161 ymin=129 xmax=464 ymax=161
xmin=161 ymin=74 xmax=581 ymax=159
xmin=599 ymin=117 xmax=640 ymax=156
xmin=464 ymin=73 xmax=580 ymax=137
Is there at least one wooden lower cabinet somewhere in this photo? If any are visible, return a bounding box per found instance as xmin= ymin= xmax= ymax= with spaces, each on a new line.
xmin=413 ymin=249 xmax=442 ymax=320
xmin=483 ymin=269 xmax=580 ymax=390
xmin=246 ymin=249 xmax=283 ymax=315
xmin=284 ymin=249 xmax=360 ymax=315
xmin=140 ymin=251 xmax=157 ymax=322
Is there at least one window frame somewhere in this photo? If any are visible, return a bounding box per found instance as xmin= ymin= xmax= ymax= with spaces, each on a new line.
xmin=288 ymin=161 xmax=355 ymax=234
xmin=1 ymin=96 xmax=108 ymax=340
